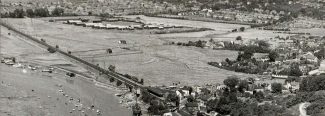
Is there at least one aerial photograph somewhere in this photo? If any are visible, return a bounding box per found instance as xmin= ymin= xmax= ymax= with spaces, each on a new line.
xmin=0 ymin=0 xmax=324 ymax=116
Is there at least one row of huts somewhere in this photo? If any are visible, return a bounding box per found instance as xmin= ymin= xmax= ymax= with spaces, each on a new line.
xmin=64 ymin=20 xmax=183 ymax=30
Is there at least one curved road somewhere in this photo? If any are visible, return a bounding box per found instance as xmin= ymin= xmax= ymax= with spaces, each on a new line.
xmin=299 ymin=102 xmax=311 ymax=116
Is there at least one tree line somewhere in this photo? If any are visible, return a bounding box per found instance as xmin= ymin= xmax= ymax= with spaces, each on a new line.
xmin=1 ymin=7 xmax=65 ymax=18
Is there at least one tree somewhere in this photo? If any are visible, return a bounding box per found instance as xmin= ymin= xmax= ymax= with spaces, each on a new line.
xmin=51 ymin=7 xmax=64 ymax=16
xmin=108 ymin=65 xmax=115 ymax=72
xmin=13 ymin=9 xmax=25 ymax=18
xmin=314 ymin=48 xmax=325 ymax=59
xmin=257 ymin=40 xmax=270 ymax=48
xmin=239 ymin=27 xmax=245 ymax=32
xmin=238 ymin=80 xmax=249 ymax=93
xmin=225 ymin=58 xmax=231 ymax=65
xmin=26 ymin=9 xmax=34 ymax=17
xmin=139 ymin=79 xmax=144 ymax=85
xmin=195 ymin=40 xmax=205 ymax=48
xmin=268 ymin=51 xmax=279 ymax=62
xmin=271 ymin=83 xmax=282 ymax=93
xmin=109 ymin=77 xmax=114 ymax=82
xmin=289 ymin=63 xmax=303 ymax=76
xmin=257 ymin=103 xmax=285 ymax=116
xmin=166 ymin=93 xmax=178 ymax=102
xmin=236 ymin=36 xmax=242 ymax=41
xmin=47 ymin=47 xmax=56 ymax=53
xmin=243 ymin=49 xmax=254 ymax=60
xmin=224 ymin=76 xmax=239 ymax=90
xmin=35 ymin=8 xmax=49 ymax=17
xmin=116 ymin=81 xmax=122 ymax=86
xmin=254 ymin=91 xmax=265 ymax=102
xmin=207 ymin=98 xmax=218 ymax=112
xmin=300 ymin=75 xmax=325 ymax=92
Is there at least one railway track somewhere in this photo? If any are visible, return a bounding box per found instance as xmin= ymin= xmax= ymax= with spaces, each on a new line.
xmin=0 ymin=21 xmax=144 ymax=90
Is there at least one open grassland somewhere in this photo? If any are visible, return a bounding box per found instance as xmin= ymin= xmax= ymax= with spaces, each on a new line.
xmin=0 ymin=26 xmax=131 ymax=116
xmin=3 ymin=17 xmax=259 ymax=86
xmin=0 ymin=26 xmax=71 ymax=66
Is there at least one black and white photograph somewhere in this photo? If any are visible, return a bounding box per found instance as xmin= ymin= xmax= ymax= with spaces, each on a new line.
xmin=0 ymin=0 xmax=325 ymax=116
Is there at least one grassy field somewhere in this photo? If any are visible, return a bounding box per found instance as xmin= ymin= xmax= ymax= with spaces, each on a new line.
xmin=3 ymin=17 xmax=260 ymax=86
xmin=0 ymin=25 xmax=131 ymax=116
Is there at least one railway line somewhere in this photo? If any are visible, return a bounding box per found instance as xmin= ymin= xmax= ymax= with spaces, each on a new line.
xmin=0 ymin=20 xmax=144 ymax=90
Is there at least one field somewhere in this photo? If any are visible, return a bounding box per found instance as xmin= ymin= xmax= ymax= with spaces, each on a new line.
xmin=2 ymin=16 xmax=264 ymax=86
xmin=0 ymin=25 xmax=131 ymax=116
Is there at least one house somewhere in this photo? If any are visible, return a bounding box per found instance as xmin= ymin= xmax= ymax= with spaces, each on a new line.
xmin=310 ymin=60 xmax=325 ymax=75
xmin=117 ymin=26 xmax=129 ymax=30
xmin=302 ymin=52 xmax=319 ymax=63
xmin=216 ymin=85 xmax=227 ymax=90
xmin=271 ymin=74 xmax=289 ymax=79
xmin=284 ymin=81 xmax=300 ymax=91
xmin=92 ymin=19 xmax=102 ymax=23
xmin=278 ymin=39 xmax=295 ymax=46
xmin=255 ymin=56 xmax=270 ymax=62
xmin=105 ymin=24 xmax=118 ymax=29
xmin=67 ymin=20 xmax=82 ymax=24
xmin=147 ymin=87 xmax=165 ymax=97
xmin=163 ymin=112 xmax=182 ymax=116
xmin=119 ymin=40 xmax=127 ymax=44
xmin=84 ymin=23 xmax=96 ymax=27
xmin=204 ymin=41 xmax=217 ymax=49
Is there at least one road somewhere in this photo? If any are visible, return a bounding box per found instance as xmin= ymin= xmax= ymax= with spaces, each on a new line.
xmin=299 ymin=102 xmax=311 ymax=116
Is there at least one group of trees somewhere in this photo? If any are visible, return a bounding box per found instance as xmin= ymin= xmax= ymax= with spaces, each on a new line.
xmin=206 ymin=76 xmax=287 ymax=115
xmin=141 ymin=90 xmax=169 ymax=115
xmin=210 ymin=44 xmax=271 ymax=74
xmin=277 ymin=63 xmax=303 ymax=76
xmin=300 ymin=75 xmax=325 ymax=92
xmin=223 ymin=40 xmax=270 ymax=53
xmin=285 ymin=75 xmax=325 ymax=115
xmin=175 ymin=40 xmax=206 ymax=48
xmin=1 ymin=7 xmax=64 ymax=18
